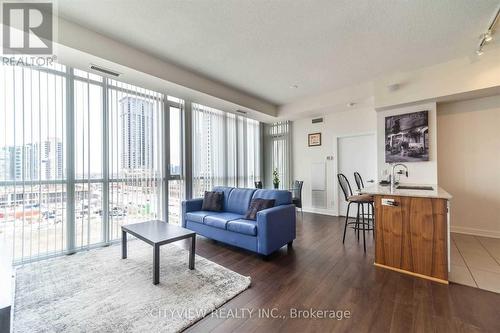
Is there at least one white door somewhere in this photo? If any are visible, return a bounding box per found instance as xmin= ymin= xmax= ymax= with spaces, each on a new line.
xmin=337 ymin=134 xmax=376 ymax=217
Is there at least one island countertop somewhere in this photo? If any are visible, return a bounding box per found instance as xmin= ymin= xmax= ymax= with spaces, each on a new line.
xmin=360 ymin=184 xmax=452 ymax=200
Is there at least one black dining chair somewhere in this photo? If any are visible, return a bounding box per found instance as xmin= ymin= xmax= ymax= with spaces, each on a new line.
xmin=255 ymin=181 xmax=263 ymax=189
xmin=291 ymin=180 xmax=304 ymax=219
xmin=337 ymin=173 xmax=374 ymax=252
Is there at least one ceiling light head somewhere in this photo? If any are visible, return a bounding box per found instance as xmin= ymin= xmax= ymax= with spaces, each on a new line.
xmin=483 ymin=31 xmax=493 ymax=42
xmin=476 ymin=48 xmax=484 ymax=56
xmin=290 ymin=84 xmax=299 ymax=89
xmin=347 ymin=102 xmax=356 ymax=107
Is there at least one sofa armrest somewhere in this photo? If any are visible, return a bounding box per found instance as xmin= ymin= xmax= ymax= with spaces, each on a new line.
xmin=256 ymin=204 xmax=296 ymax=255
xmin=181 ymin=198 xmax=204 ymax=227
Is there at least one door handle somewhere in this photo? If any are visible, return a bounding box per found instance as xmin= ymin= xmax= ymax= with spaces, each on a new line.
xmin=367 ymin=180 xmax=375 ymax=183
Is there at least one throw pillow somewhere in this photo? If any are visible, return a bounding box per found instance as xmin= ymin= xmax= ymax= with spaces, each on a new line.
xmin=245 ymin=198 xmax=275 ymax=220
xmin=202 ymin=191 xmax=224 ymax=212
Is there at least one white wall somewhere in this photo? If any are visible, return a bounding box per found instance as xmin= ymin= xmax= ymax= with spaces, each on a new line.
xmin=437 ymin=95 xmax=500 ymax=238
xmin=292 ymin=107 xmax=377 ymax=215
xmin=377 ymin=102 xmax=438 ymax=184
xmin=374 ymin=47 xmax=500 ymax=110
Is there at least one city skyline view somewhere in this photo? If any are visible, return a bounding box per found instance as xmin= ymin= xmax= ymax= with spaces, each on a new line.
xmin=1 ymin=63 xmax=184 ymax=264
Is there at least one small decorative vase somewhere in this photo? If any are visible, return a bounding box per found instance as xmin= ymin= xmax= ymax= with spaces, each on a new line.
xmin=273 ymin=183 xmax=279 ymax=189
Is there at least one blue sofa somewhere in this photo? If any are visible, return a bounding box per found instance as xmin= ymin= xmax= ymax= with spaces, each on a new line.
xmin=182 ymin=186 xmax=296 ymax=256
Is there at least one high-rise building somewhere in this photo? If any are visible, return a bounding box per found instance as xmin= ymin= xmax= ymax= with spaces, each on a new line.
xmin=0 ymin=147 xmax=15 ymax=181
xmin=0 ymin=139 xmax=63 ymax=181
xmin=40 ymin=139 xmax=64 ymax=180
xmin=119 ymin=96 xmax=154 ymax=170
xmin=0 ymin=145 xmax=35 ymax=181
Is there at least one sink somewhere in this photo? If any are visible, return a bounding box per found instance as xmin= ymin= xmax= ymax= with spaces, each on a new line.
xmin=396 ymin=185 xmax=434 ymax=191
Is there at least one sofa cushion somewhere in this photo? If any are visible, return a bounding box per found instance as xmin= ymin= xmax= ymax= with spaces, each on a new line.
xmin=252 ymin=189 xmax=292 ymax=206
xmin=213 ymin=186 xmax=234 ymax=210
xmin=201 ymin=191 xmax=224 ymax=211
xmin=185 ymin=211 xmax=213 ymax=224
xmin=244 ymin=198 xmax=275 ymax=220
xmin=227 ymin=219 xmax=258 ymax=236
xmin=226 ymin=188 xmax=256 ymax=215
xmin=204 ymin=212 xmax=243 ymax=230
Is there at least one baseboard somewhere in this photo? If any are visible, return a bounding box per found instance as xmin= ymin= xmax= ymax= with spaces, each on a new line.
xmin=301 ymin=207 xmax=338 ymax=217
xmin=451 ymin=226 xmax=500 ymax=239
xmin=374 ymin=263 xmax=448 ymax=284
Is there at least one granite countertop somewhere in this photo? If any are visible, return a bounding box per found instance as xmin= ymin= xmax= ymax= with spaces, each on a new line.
xmin=360 ymin=184 xmax=452 ymax=200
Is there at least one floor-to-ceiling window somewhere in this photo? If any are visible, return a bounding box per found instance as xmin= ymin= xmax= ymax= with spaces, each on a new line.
xmin=73 ymin=69 xmax=104 ymax=248
xmin=0 ymin=62 xmax=266 ymax=262
xmin=191 ymin=103 xmax=261 ymax=197
xmin=0 ymin=63 xmax=68 ymax=262
xmin=106 ymin=78 xmax=165 ymax=241
xmin=264 ymin=121 xmax=291 ymax=189
xmin=167 ymin=98 xmax=184 ymax=225
xmin=0 ymin=63 xmax=182 ymax=263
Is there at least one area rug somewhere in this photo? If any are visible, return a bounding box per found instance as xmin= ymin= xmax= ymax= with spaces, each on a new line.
xmin=13 ymin=241 xmax=251 ymax=332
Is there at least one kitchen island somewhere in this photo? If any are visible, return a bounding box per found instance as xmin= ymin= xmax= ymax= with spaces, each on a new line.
xmin=360 ymin=184 xmax=452 ymax=284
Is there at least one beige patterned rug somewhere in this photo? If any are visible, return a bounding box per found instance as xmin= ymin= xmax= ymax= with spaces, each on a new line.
xmin=13 ymin=241 xmax=251 ymax=332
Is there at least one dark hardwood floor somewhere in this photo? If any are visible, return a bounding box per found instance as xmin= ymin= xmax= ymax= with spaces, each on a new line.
xmin=177 ymin=213 xmax=500 ymax=332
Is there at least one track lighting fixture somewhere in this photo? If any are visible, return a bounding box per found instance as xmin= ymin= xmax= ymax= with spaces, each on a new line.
xmin=476 ymin=7 xmax=499 ymax=55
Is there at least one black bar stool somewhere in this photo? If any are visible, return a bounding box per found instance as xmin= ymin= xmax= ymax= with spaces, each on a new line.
xmin=337 ymin=173 xmax=374 ymax=252
xmin=354 ymin=171 xmax=375 ymax=231
xmin=291 ymin=180 xmax=304 ymax=220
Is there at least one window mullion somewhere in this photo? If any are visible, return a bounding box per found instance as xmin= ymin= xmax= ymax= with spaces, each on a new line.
xmin=102 ymin=79 xmax=110 ymax=243
xmin=65 ymin=68 xmax=76 ymax=254
xmin=162 ymin=97 xmax=169 ymax=223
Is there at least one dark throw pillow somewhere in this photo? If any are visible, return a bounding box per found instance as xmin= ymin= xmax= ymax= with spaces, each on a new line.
xmin=202 ymin=191 xmax=224 ymax=212
xmin=245 ymin=198 xmax=275 ymax=220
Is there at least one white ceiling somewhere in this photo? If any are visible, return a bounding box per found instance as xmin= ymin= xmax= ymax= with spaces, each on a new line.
xmin=57 ymin=0 xmax=499 ymax=106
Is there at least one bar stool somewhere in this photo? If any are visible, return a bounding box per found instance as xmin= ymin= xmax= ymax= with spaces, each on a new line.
xmin=353 ymin=172 xmax=365 ymax=190
xmin=354 ymin=171 xmax=375 ymax=231
xmin=337 ymin=173 xmax=374 ymax=252
xmin=291 ymin=180 xmax=304 ymax=220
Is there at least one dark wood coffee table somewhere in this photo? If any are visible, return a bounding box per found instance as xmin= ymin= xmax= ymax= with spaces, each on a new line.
xmin=121 ymin=220 xmax=196 ymax=285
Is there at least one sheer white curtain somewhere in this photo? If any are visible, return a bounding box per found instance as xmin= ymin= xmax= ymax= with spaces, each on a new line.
xmin=106 ymin=79 xmax=165 ymax=241
xmin=238 ymin=116 xmax=261 ymax=188
xmin=192 ymin=103 xmax=261 ymax=197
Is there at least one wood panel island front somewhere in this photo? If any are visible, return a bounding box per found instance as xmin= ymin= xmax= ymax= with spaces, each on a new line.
xmin=360 ymin=185 xmax=452 ymax=284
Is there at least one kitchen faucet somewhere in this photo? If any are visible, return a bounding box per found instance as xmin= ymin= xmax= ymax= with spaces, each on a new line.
xmin=391 ymin=163 xmax=408 ymax=193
